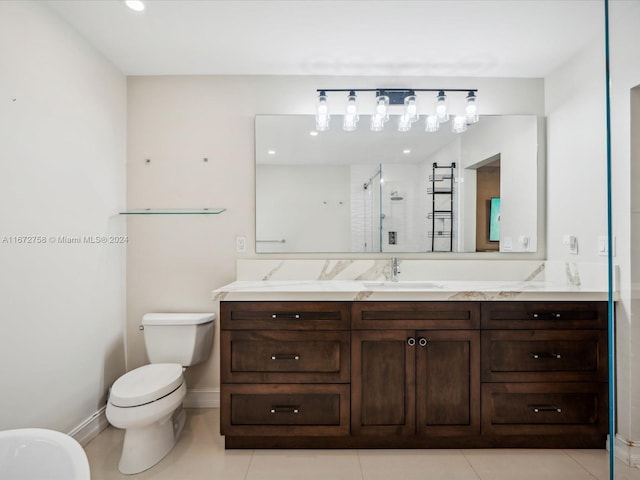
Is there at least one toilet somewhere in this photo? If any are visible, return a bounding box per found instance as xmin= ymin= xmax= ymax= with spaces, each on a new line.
xmin=106 ymin=312 xmax=215 ymax=474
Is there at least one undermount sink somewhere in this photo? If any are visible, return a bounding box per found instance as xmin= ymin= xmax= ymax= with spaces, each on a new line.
xmin=362 ymin=281 xmax=441 ymax=290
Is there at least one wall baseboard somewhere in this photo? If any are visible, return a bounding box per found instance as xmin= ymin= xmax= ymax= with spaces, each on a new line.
xmin=614 ymin=434 xmax=640 ymax=467
xmin=68 ymin=389 xmax=219 ymax=446
xmin=184 ymin=388 xmax=220 ymax=409
xmin=68 ymin=406 xmax=109 ymax=447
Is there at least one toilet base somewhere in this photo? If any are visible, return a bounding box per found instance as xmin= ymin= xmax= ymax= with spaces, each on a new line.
xmin=118 ymin=407 xmax=186 ymax=475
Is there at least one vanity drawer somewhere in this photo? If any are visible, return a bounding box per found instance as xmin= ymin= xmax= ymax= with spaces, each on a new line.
xmin=352 ymin=302 xmax=480 ymax=330
xmin=221 ymin=384 xmax=350 ymax=436
xmin=221 ymin=330 xmax=350 ymax=383
xmin=481 ymin=330 xmax=607 ymax=382
xmin=481 ymin=301 xmax=607 ymax=330
xmin=221 ymin=301 xmax=350 ymax=330
xmin=481 ymin=383 xmax=607 ymax=436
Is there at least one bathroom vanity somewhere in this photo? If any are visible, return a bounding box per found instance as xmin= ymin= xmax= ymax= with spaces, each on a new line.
xmin=216 ymin=277 xmax=609 ymax=449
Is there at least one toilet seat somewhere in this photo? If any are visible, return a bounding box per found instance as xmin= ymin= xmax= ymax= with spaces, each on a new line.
xmin=110 ymin=363 xmax=184 ymax=408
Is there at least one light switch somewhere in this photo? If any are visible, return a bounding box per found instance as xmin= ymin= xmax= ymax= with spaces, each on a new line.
xmin=235 ymin=236 xmax=247 ymax=253
xmin=519 ymin=236 xmax=530 ymax=251
xmin=563 ymin=234 xmax=578 ymax=254
xmin=598 ymin=235 xmax=615 ymax=256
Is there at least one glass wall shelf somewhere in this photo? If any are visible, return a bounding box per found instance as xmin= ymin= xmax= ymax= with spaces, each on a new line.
xmin=119 ymin=208 xmax=226 ymax=215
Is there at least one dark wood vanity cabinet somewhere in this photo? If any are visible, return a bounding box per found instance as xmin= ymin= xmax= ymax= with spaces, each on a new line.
xmin=351 ymin=302 xmax=480 ymax=438
xmin=220 ymin=301 xmax=351 ymax=439
xmin=220 ymin=300 xmax=608 ymax=449
xmin=480 ymin=302 xmax=608 ymax=444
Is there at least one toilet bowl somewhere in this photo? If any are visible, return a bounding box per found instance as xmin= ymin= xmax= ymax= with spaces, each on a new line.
xmin=106 ymin=313 xmax=214 ymax=474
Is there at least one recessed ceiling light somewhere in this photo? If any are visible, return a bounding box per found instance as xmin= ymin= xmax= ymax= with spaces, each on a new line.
xmin=125 ymin=0 xmax=145 ymax=12
xmin=267 ymin=150 xmax=276 ymax=155
xmin=403 ymin=149 xmax=411 ymax=154
xmin=309 ymin=131 xmax=319 ymax=136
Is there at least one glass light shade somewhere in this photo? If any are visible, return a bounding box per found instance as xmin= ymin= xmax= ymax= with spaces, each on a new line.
xmin=343 ymin=93 xmax=359 ymax=131
xmin=398 ymin=114 xmax=412 ymax=132
xmin=375 ymin=95 xmax=390 ymax=119
xmin=403 ymin=94 xmax=419 ymax=123
xmin=465 ymin=92 xmax=479 ymax=124
xmin=452 ymin=115 xmax=468 ymax=133
xmin=425 ymin=115 xmax=440 ymax=132
xmin=370 ymin=114 xmax=386 ymax=132
xmin=315 ymin=93 xmax=330 ymax=131
xmin=436 ymin=91 xmax=449 ymax=123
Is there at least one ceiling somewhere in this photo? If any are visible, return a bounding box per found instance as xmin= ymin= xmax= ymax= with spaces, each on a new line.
xmin=46 ymin=0 xmax=604 ymax=78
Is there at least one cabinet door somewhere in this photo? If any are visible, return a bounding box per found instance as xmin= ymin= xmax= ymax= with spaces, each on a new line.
xmin=416 ymin=330 xmax=480 ymax=436
xmin=351 ymin=330 xmax=415 ymax=436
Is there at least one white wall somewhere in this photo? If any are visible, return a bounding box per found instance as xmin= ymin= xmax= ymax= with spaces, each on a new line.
xmin=461 ymin=116 xmax=539 ymax=252
xmin=0 ymin=1 xmax=126 ymax=435
xmin=545 ymin=2 xmax=640 ymax=461
xmin=126 ymin=75 xmax=543 ymax=394
xmin=257 ymin=164 xmax=351 ymax=252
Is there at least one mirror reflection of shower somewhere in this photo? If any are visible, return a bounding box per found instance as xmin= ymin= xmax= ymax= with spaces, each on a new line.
xmin=362 ymin=165 xmax=382 ymax=252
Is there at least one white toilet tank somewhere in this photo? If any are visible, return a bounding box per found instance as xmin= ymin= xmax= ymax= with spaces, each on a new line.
xmin=141 ymin=313 xmax=215 ymax=366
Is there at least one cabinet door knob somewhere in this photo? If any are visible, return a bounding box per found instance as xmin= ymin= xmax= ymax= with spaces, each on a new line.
xmin=407 ymin=337 xmax=416 ymax=346
xmin=418 ymin=337 xmax=428 ymax=347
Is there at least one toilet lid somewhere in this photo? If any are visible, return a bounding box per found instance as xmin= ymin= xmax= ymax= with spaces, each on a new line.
xmin=110 ymin=363 xmax=184 ymax=408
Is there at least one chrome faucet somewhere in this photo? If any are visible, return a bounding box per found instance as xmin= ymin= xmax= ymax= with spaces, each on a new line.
xmin=391 ymin=257 xmax=400 ymax=282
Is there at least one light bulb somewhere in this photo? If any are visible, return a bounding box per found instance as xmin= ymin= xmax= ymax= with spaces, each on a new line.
xmin=375 ymin=95 xmax=389 ymax=119
xmin=425 ymin=115 xmax=439 ymax=132
xmin=465 ymin=91 xmax=479 ymax=124
xmin=398 ymin=114 xmax=412 ymax=132
xmin=452 ymin=115 xmax=467 ymax=133
xmin=403 ymin=93 xmax=419 ymax=123
xmin=370 ymin=114 xmax=385 ymax=132
xmin=315 ymin=91 xmax=330 ymax=131
xmin=343 ymin=91 xmax=359 ymax=131
xmin=435 ymin=91 xmax=449 ymax=123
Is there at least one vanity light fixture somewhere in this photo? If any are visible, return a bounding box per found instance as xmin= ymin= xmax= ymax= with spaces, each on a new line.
xmin=465 ymin=91 xmax=479 ymax=124
xmin=124 ymin=0 xmax=145 ymax=11
xmin=315 ymin=88 xmax=478 ymax=134
xmin=452 ymin=115 xmax=468 ymax=133
xmin=343 ymin=91 xmax=359 ymax=131
xmin=315 ymin=91 xmax=330 ymax=131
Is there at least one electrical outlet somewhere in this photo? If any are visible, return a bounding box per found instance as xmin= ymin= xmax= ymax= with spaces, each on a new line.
xmin=502 ymin=236 xmax=513 ymax=251
xmin=235 ymin=236 xmax=247 ymax=253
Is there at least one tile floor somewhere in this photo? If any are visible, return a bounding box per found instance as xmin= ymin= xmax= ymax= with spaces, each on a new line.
xmin=85 ymin=409 xmax=640 ymax=480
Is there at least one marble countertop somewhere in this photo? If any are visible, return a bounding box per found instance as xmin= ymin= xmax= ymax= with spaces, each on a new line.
xmin=212 ymin=279 xmax=612 ymax=302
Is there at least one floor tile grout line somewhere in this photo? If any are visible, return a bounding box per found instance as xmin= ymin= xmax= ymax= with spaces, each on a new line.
xmin=243 ymin=449 xmax=255 ymax=480
xmin=356 ymin=449 xmax=366 ymax=480
xmin=562 ymin=449 xmax=604 ymax=480
xmin=460 ymin=449 xmax=484 ymax=480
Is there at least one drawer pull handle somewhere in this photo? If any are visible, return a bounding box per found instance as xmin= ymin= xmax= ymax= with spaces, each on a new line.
xmin=271 ymin=313 xmax=301 ymax=319
xmin=529 ymin=352 xmax=562 ymax=359
xmin=270 ymin=354 xmax=300 ymax=361
xmin=418 ymin=337 xmax=428 ymax=347
xmin=530 ymin=312 xmax=562 ymax=319
xmin=532 ymin=405 xmax=562 ymax=413
xmin=407 ymin=337 xmax=416 ymax=346
xmin=270 ymin=406 xmax=300 ymax=414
